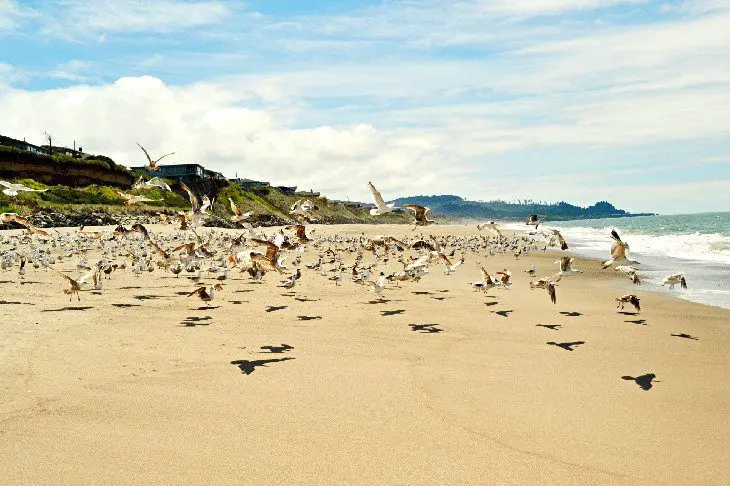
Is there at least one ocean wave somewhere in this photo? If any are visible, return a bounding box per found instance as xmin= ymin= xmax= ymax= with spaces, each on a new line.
xmin=549 ymin=225 xmax=730 ymax=265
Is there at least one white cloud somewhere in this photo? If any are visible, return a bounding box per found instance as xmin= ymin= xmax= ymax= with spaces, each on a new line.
xmin=41 ymin=0 xmax=231 ymax=38
xmin=47 ymin=60 xmax=94 ymax=82
xmin=0 ymin=0 xmax=23 ymax=31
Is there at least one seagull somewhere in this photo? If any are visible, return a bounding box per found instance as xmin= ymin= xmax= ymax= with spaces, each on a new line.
xmin=530 ymin=275 xmax=559 ymax=304
xmin=290 ymin=199 xmax=318 ymax=223
xmin=621 ymin=373 xmax=658 ymax=391
xmin=0 ymin=180 xmax=48 ymax=197
xmin=616 ymin=294 xmax=641 ymax=312
xmin=133 ymin=176 xmax=171 ymax=191
xmin=550 ymin=229 xmax=568 ymax=250
xmin=367 ymin=182 xmax=396 ymax=215
xmin=661 ymin=273 xmax=687 ymax=290
xmin=42 ymin=263 xmax=94 ymax=301
xmin=188 ymin=284 xmax=223 ymax=305
xmin=526 ymin=264 xmax=536 ymax=276
xmin=555 ymin=256 xmax=581 ymax=276
xmin=495 ymin=269 xmax=512 ymax=288
xmin=615 ymin=265 xmax=641 ymax=285
xmin=476 ymin=222 xmax=502 ymax=236
xmin=136 ymin=142 xmax=175 ymax=171
xmin=280 ymin=268 xmax=301 ymax=289
xmin=229 ymin=197 xmax=253 ymax=224
xmin=526 ymin=214 xmax=541 ymax=229
xmin=404 ymin=204 xmax=435 ymax=230
xmin=116 ymin=190 xmax=161 ymax=205
xmin=364 ymin=272 xmax=388 ymax=299
xmin=601 ymin=230 xmax=640 ymax=269
xmin=471 ymin=267 xmax=497 ymax=292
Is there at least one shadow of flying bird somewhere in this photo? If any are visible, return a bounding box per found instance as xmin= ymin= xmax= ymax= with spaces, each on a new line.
xmin=622 ymin=373 xmax=658 ymax=390
xmin=231 ymin=357 xmax=295 ymax=375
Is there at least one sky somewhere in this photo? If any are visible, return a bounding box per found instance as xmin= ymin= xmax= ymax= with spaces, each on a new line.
xmin=0 ymin=0 xmax=729 ymax=214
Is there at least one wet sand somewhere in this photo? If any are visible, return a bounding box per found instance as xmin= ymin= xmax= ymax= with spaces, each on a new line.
xmin=1 ymin=224 xmax=728 ymax=485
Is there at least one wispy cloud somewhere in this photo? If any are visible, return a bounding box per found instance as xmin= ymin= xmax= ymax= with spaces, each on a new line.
xmin=0 ymin=0 xmax=24 ymax=31
xmin=40 ymin=0 xmax=233 ymax=38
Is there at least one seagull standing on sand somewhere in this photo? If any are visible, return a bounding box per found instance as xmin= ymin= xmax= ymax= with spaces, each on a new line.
xmin=601 ymin=230 xmax=640 ymax=269
xmin=367 ymin=182 xmax=396 ymax=215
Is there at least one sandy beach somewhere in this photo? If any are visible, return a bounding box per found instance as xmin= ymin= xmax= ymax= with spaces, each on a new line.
xmin=1 ymin=223 xmax=728 ymax=485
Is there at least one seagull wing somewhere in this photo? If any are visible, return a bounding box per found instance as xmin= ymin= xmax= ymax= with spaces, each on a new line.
xmin=368 ymin=182 xmax=388 ymax=208
xmin=154 ymin=152 xmax=175 ymax=164
xmin=229 ymin=197 xmax=242 ymax=216
xmin=136 ymin=142 xmax=154 ymax=165
xmin=180 ymin=183 xmax=200 ymax=213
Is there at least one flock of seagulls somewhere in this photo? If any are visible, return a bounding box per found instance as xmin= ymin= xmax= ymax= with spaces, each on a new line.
xmin=1 ymin=169 xmax=697 ymax=393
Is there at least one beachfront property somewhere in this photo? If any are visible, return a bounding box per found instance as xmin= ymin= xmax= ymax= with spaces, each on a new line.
xmin=230 ymin=177 xmax=271 ymax=188
xmin=0 ymin=133 xmax=46 ymax=155
xmin=131 ymin=163 xmax=226 ymax=187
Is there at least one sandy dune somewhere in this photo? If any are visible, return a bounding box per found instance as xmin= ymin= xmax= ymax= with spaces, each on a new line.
xmin=1 ymin=224 xmax=728 ymax=485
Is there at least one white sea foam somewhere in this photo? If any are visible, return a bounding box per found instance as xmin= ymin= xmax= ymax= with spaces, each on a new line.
xmin=549 ymin=225 xmax=730 ymax=265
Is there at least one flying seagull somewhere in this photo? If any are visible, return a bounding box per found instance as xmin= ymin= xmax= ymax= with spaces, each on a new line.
xmin=0 ymin=180 xmax=48 ymax=197
xmin=136 ymin=142 xmax=175 ymax=171
xmin=601 ymin=230 xmax=640 ymax=269
xmin=404 ymin=204 xmax=435 ymax=230
xmin=661 ymin=273 xmax=687 ymax=290
xmin=615 ymin=265 xmax=641 ymax=285
xmin=367 ymin=182 xmax=396 ymax=215
xmin=133 ymin=176 xmax=171 ymax=191
xmin=616 ymin=294 xmax=641 ymax=312
xmin=526 ymin=214 xmax=541 ymax=229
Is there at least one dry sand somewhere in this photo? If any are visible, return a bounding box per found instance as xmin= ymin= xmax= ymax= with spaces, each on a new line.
xmin=1 ymin=224 xmax=728 ymax=485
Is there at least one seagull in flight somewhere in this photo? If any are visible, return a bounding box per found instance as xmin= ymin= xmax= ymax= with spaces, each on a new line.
xmin=133 ymin=176 xmax=171 ymax=191
xmin=404 ymin=204 xmax=435 ymax=230
xmin=616 ymin=294 xmax=641 ymax=312
xmin=601 ymin=230 xmax=640 ymax=269
xmin=661 ymin=273 xmax=687 ymax=290
xmin=367 ymin=182 xmax=396 ymax=215
xmin=0 ymin=180 xmax=48 ymax=197
xmin=136 ymin=142 xmax=175 ymax=171
xmin=615 ymin=265 xmax=641 ymax=285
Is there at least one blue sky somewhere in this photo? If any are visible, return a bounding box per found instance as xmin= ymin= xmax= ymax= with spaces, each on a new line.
xmin=1 ymin=0 xmax=729 ymax=214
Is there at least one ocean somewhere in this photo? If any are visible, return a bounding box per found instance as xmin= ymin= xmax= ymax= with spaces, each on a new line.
xmin=527 ymin=212 xmax=730 ymax=309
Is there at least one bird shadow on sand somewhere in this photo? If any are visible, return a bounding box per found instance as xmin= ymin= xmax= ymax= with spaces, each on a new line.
xmin=231 ymin=357 xmax=295 ymax=375
xmin=0 ymin=280 xmax=14 ymax=284
xmin=175 ymin=291 xmax=191 ymax=296
xmin=484 ymin=301 xmax=499 ymax=307
xmin=19 ymin=281 xmax=43 ymax=285
xmin=410 ymin=323 xmax=444 ymax=333
xmin=111 ymin=303 xmax=141 ymax=308
xmin=260 ymin=344 xmax=294 ymax=353
xmin=181 ymin=316 xmax=212 ymax=327
xmin=0 ymin=300 xmax=25 ymax=305
xmin=42 ymin=306 xmax=94 ymax=312
xmin=265 ymin=305 xmax=288 ymax=312
xmin=559 ymin=311 xmax=582 ymax=317
xmin=230 ymin=300 xmax=248 ymax=305
xmin=547 ymin=341 xmax=585 ymax=351
xmin=381 ymin=309 xmax=406 ymax=316
xmin=617 ymin=311 xmax=639 ymax=316
xmin=364 ymin=299 xmax=397 ymax=304
xmin=295 ymin=297 xmax=319 ymax=302
xmin=193 ymin=305 xmax=220 ymax=310
xmin=280 ymin=293 xmax=296 ymax=297
xmin=412 ymin=291 xmax=434 ymax=295
xmin=537 ymin=324 xmax=561 ymax=330
xmin=430 ymin=296 xmax=448 ymax=301
xmin=119 ymin=286 xmax=142 ymax=290
xmin=671 ymin=333 xmax=699 ymax=340
xmin=625 ymin=318 xmax=647 ymax=325
xmin=234 ymin=289 xmax=254 ymax=293
xmin=134 ymin=294 xmax=167 ymax=300
xmin=492 ymin=309 xmax=514 ymax=317
xmin=622 ymin=373 xmax=658 ymax=390
xmin=437 ymin=290 xmax=450 ymax=293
